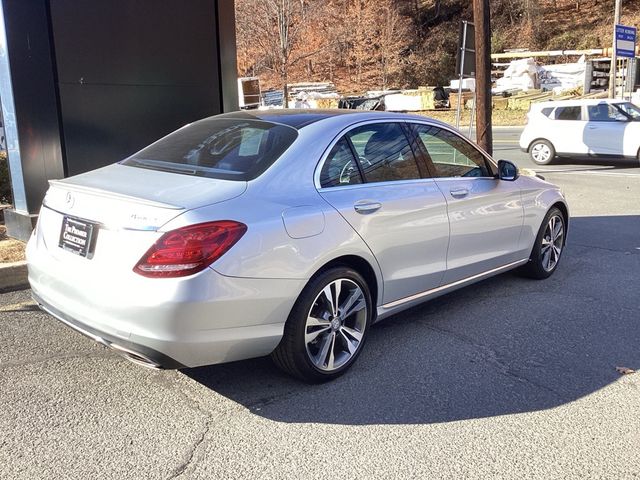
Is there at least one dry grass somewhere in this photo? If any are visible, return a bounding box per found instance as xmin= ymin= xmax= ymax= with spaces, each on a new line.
xmin=0 ymin=225 xmax=26 ymax=263
xmin=417 ymin=109 xmax=527 ymax=127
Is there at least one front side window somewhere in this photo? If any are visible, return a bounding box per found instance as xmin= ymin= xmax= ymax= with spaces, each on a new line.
xmin=614 ymin=102 xmax=640 ymax=121
xmin=345 ymin=123 xmax=421 ymax=183
xmin=122 ymin=118 xmax=298 ymax=181
xmin=555 ymin=106 xmax=582 ymax=121
xmin=587 ymin=103 xmax=628 ymax=122
xmin=413 ymin=124 xmax=492 ymax=178
xmin=319 ymin=138 xmax=363 ymax=188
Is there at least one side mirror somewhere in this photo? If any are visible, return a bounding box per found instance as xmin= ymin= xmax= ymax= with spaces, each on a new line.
xmin=498 ymin=160 xmax=519 ymax=181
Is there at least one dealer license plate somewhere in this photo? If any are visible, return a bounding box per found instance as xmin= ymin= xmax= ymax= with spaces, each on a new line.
xmin=58 ymin=216 xmax=96 ymax=257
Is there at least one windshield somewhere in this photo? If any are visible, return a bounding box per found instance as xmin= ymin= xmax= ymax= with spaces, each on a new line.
xmin=121 ymin=118 xmax=298 ymax=180
xmin=614 ymin=102 xmax=640 ymax=121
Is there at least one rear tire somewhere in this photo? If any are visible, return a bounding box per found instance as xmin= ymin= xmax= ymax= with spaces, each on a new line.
xmin=519 ymin=207 xmax=565 ymax=279
xmin=272 ymin=267 xmax=372 ymax=383
xmin=529 ymin=139 xmax=555 ymax=165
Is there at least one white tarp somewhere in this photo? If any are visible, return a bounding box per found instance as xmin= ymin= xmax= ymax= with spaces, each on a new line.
xmin=289 ymin=90 xmax=340 ymax=108
xmin=493 ymin=57 xmax=587 ymax=94
xmin=449 ymin=78 xmax=476 ymax=91
xmin=383 ymin=93 xmax=423 ymax=112
xmin=494 ymin=58 xmax=538 ymax=92
xmin=538 ymin=55 xmax=586 ymax=93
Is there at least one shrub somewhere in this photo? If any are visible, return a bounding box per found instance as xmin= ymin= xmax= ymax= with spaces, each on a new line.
xmin=0 ymin=151 xmax=13 ymax=205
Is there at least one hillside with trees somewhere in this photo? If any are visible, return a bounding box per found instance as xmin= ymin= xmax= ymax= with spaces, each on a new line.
xmin=235 ymin=0 xmax=640 ymax=94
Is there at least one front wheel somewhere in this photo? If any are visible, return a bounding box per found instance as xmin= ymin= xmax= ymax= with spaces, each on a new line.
xmin=529 ymin=140 xmax=555 ymax=165
xmin=271 ymin=267 xmax=372 ymax=382
xmin=519 ymin=207 xmax=566 ymax=279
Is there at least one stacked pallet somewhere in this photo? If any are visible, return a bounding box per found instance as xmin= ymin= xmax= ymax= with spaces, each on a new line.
xmin=315 ymin=98 xmax=340 ymax=109
xmin=506 ymin=90 xmax=553 ymax=110
xmin=288 ymin=82 xmax=338 ymax=97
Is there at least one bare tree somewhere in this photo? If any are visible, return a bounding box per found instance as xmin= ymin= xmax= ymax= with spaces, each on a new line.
xmin=236 ymin=0 xmax=334 ymax=106
xmin=378 ymin=1 xmax=411 ymax=90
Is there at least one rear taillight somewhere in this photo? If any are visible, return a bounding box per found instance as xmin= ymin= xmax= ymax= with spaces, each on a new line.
xmin=134 ymin=221 xmax=247 ymax=278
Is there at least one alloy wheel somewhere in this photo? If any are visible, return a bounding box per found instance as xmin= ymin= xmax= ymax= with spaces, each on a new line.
xmin=531 ymin=143 xmax=551 ymax=163
xmin=304 ymin=278 xmax=367 ymax=372
xmin=541 ymin=214 xmax=564 ymax=272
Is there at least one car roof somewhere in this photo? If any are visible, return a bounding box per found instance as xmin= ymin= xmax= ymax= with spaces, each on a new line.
xmin=531 ymin=98 xmax=627 ymax=109
xmin=218 ymin=109 xmax=450 ymax=130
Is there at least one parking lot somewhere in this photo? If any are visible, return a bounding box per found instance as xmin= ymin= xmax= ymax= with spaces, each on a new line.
xmin=1 ymin=128 xmax=639 ymax=479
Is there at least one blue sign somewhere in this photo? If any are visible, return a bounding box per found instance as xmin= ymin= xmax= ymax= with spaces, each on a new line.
xmin=615 ymin=24 xmax=636 ymax=58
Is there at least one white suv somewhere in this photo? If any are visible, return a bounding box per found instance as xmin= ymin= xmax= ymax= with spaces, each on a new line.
xmin=519 ymin=99 xmax=640 ymax=165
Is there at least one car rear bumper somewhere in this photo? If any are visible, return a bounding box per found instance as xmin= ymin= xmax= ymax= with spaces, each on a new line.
xmin=27 ymin=235 xmax=305 ymax=368
xmin=32 ymin=291 xmax=185 ymax=369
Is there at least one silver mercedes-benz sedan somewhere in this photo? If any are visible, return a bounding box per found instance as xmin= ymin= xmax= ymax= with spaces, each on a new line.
xmin=27 ymin=110 xmax=568 ymax=382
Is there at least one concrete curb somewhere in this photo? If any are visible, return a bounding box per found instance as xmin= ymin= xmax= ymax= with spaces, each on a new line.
xmin=0 ymin=261 xmax=29 ymax=292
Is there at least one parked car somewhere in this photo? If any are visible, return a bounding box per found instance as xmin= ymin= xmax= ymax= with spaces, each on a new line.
xmin=27 ymin=110 xmax=569 ymax=382
xmin=520 ymin=99 xmax=640 ymax=165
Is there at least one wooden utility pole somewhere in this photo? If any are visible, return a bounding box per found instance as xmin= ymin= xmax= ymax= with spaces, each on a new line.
xmin=609 ymin=0 xmax=622 ymax=99
xmin=473 ymin=0 xmax=492 ymax=155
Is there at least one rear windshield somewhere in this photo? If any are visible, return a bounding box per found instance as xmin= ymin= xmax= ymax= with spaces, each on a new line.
xmin=121 ymin=118 xmax=298 ymax=181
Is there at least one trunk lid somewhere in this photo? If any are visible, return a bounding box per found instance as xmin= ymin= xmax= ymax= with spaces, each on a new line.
xmin=33 ymin=163 xmax=247 ymax=275
xmin=43 ymin=163 xmax=247 ymax=230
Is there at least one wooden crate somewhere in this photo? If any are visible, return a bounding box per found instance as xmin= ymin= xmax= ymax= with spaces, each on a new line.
xmin=449 ymin=91 xmax=474 ymax=109
xmin=493 ymin=96 xmax=509 ymax=110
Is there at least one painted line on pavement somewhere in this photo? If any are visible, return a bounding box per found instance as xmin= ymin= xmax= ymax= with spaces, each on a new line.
xmin=536 ymin=169 xmax=640 ymax=177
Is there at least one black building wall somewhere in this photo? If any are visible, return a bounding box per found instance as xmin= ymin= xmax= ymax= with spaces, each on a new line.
xmin=1 ymin=0 xmax=238 ymax=239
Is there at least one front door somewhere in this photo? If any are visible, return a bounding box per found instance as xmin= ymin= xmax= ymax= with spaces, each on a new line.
xmin=410 ymin=123 xmax=525 ymax=284
xmin=585 ymin=103 xmax=628 ymax=155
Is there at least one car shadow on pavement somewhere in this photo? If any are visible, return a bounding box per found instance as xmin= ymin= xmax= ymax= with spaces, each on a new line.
xmin=184 ymin=215 xmax=640 ymax=425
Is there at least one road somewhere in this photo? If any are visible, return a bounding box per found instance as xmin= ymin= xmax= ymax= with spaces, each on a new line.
xmin=1 ymin=130 xmax=639 ymax=479
xmin=493 ymin=126 xmax=640 ymax=175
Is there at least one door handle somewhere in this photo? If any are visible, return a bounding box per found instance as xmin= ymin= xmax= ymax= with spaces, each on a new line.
xmin=587 ymin=125 xmax=598 ymax=129
xmin=354 ymin=201 xmax=382 ymax=214
xmin=450 ymin=189 xmax=469 ymax=198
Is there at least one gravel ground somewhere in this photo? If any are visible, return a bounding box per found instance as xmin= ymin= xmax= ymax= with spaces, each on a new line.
xmin=0 ymin=225 xmax=26 ymax=263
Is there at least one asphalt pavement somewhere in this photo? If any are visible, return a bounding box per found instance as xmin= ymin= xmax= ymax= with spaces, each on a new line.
xmin=1 ymin=131 xmax=639 ymax=479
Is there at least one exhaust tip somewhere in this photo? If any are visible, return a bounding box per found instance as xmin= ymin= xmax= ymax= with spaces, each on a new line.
xmin=109 ymin=343 xmax=161 ymax=369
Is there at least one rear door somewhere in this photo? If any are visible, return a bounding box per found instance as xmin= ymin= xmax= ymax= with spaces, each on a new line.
xmin=317 ymin=121 xmax=450 ymax=305
xmin=409 ymin=123 xmax=525 ymax=284
xmin=551 ymin=105 xmax=589 ymax=154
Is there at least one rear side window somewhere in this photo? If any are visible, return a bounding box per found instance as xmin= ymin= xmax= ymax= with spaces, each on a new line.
xmin=541 ymin=107 xmax=554 ymax=117
xmin=122 ymin=118 xmax=298 ymax=181
xmin=346 ymin=123 xmax=421 ymax=183
xmin=319 ymin=138 xmax=363 ymax=188
xmin=555 ymin=106 xmax=582 ymax=121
